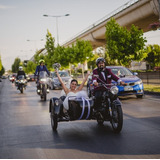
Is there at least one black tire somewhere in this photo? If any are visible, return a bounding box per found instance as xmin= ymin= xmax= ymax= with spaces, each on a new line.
xmin=50 ymin=105 xmax=58 ymax=131
xmin=111 ymin=105 xmax=123 ymax=133
xmin=136 ymin=94 xmax=143 ymax=98
xmin=20 ymin=87 xmax=24 ymax=93
xmin=42 ymin=85 xmax=47 ymax=101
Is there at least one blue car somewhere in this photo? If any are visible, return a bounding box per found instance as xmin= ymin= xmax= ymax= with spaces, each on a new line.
xmin=87 ymin=66 xmax=144 ymax=98
xmin=106 ymin=66 xmax=144 ymax=98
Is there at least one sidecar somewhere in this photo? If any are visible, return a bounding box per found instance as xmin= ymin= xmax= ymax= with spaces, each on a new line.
xmin=49 ymin=96 xmax=94 ymax=131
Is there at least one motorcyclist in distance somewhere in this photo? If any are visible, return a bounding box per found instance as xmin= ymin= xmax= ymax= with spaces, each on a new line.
xmin=17 ymin=66 xmax=26 ymax=79
xmin=92 ymin=57 xmax=125 ymax=110
xmin=16 ymin=66 xmax=27 ymax=89
xmin=34 ymin=59 xmax=50 ymax=93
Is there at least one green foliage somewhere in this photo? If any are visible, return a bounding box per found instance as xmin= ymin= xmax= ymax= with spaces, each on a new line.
xmin=105 ymin=18 xmax=147 ymax=66
xmin=54 ymin=45 xmax=71 ymax=67
xmin=25 ymin=31 xmax=93 ymax=73
xmin=87 ymin=53 xmax=99 ymax=69
xmin=12 ymin=57 xmax=21 ymax=73
xmin=0 ymin=55 xmax=2 ymax=71
xmin=53 ymin=39 xmax=93 ymax=69
xmin=24 ymin=61 xmax=36 ymax=74
xmin=0 ymin=65 xmax=5 ymax=76
xmin=72 ymin=39 xmax=93 ymax=63
xmin=45 ymin=29 xmax=55 ymax=69
xmin=144 ymin=44 xmax=160 ymax=69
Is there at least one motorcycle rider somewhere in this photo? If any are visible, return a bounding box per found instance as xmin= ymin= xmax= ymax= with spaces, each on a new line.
xmin=92 ymin=57 xmax=125 ymax=110
xmin=17 ymin=66 xmax=26 ymax=79
xmin=16 ymin=66 xmax=27 ymax=89
xmin=34 ymin=59 xmax=50 ymax=93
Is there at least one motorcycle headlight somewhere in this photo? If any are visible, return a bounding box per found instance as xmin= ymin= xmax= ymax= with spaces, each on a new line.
xmin=55 ymin=100 xmax=59 ymax=105
xmin=134 ymin=80 xmax=142 ymax=85
xmin=110 ymin=86 xmax=119 ymax=95
xmin=40 ymin=78 xmax=46 ymax=82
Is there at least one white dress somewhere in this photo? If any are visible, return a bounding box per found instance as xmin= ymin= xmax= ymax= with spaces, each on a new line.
xmin=63 ymin=91 xmax=88 ymax=110
xmin=63 ymin=92 xmax=77 ymax=110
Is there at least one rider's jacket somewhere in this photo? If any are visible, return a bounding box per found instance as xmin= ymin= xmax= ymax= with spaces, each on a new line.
xmin=34 ymin=65 xmax=50 ymax=76
xmin=92 ymin=67 xmax=120 ymax=91
xmin=16 ymin=71 xmax=26 ymax=79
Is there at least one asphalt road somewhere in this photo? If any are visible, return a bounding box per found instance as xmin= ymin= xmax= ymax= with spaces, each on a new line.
xmin=0 ymin=79 xmax=160 ymax=159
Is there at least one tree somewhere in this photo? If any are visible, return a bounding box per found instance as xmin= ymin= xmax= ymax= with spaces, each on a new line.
xmin=45 ymin=29 xmax=56 ymax=69
xmin=0 ymin=55 xmax=2 ymax=71
xmin=144 ymin=44 xmax=160 ymax=69
xmin=24 ymin=61 xmax=36 ymax=74
xmin=53 ymin=45 xmax=72 ymax=68
xmin=0 ymin=66 xmax=5 ymax=76
xmin=105 ymin=18 xmax=147 ymax=66
xmin=34 ymin=49 xmax=45 ymax=65
xmin=72 ymin=39 xmax=93 ymax=64
xmin=12 ymin=57 xmax=21 ymax=73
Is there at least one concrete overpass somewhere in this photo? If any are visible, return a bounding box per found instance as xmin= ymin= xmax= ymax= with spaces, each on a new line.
xmin=62 ymin=0 xmax=159 ymax=49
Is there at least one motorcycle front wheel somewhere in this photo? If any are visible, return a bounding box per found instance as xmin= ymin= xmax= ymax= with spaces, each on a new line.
xmin=42 ymin=85 xmax=47 ymax=101
xmin=50 ymin=105 xmax=58 ymax=131
xmin=20 ymin=86 xmax=24 ymax=93
xmin=111 ymin=105 xmax=123 ymax=133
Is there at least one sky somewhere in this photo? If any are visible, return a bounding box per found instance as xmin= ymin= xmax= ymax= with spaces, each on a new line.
xmin=0 ymin=0 xmax=160 ymax=70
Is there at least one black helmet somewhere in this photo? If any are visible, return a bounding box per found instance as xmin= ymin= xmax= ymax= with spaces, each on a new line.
xmin=96 ymin=57 xmax=105 ymax=66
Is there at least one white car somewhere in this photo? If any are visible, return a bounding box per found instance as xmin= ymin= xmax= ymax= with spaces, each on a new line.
xmin=49 ymin=71 xmax=72 ymax=90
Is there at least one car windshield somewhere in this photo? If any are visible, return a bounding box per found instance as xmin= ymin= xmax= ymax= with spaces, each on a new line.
xmin=52 ymin=72 xmax=69 ymax=78
xmin=110 ymin=67 xmax=133 ymax=77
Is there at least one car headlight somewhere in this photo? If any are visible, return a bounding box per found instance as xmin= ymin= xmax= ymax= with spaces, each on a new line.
xmin=110 ymin=86 xmax=119 ymax=95
xmin=135 ymin=80 xmax=142 ymax=85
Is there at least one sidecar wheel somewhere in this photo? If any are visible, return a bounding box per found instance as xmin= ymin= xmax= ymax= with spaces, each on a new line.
xmin=111 ymin=105 xmax=123 ymax=133
xmin=50 ymin=106 xmax=58 ymax=131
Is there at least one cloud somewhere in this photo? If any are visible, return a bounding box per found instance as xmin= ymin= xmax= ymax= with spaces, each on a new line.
xmin=0 ymin=4 xmax=15 ymax=9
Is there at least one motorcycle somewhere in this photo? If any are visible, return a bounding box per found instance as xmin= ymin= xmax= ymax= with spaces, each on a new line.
xmin=49 ymin=81 xmax=123 ymax=133
xmin=37 ymin=71 xmax=49 ymax=101
xmin=16 ymin=75 xmax=27 ymax=93
xmin=11 ymin=76 xmax=16 ymax=83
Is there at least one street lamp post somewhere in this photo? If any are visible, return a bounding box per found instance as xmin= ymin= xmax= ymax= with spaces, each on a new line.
xmin=43 ymin=14 xmax=70 ymax=45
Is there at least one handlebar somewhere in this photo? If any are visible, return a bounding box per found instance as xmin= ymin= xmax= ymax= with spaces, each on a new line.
xmin=91 ymin=82 xmax=127 ymax=88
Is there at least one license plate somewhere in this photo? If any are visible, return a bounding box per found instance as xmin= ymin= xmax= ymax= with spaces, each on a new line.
xmin=124 ymin=86 xmax=133 ymax=91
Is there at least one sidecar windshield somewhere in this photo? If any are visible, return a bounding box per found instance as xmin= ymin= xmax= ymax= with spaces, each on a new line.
xmin=39 ymin=71 xmax=47 ymax=79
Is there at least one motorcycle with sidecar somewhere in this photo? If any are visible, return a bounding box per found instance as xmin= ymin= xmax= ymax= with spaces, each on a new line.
xmin=49 ymin=82 xmax=123 ymax=133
